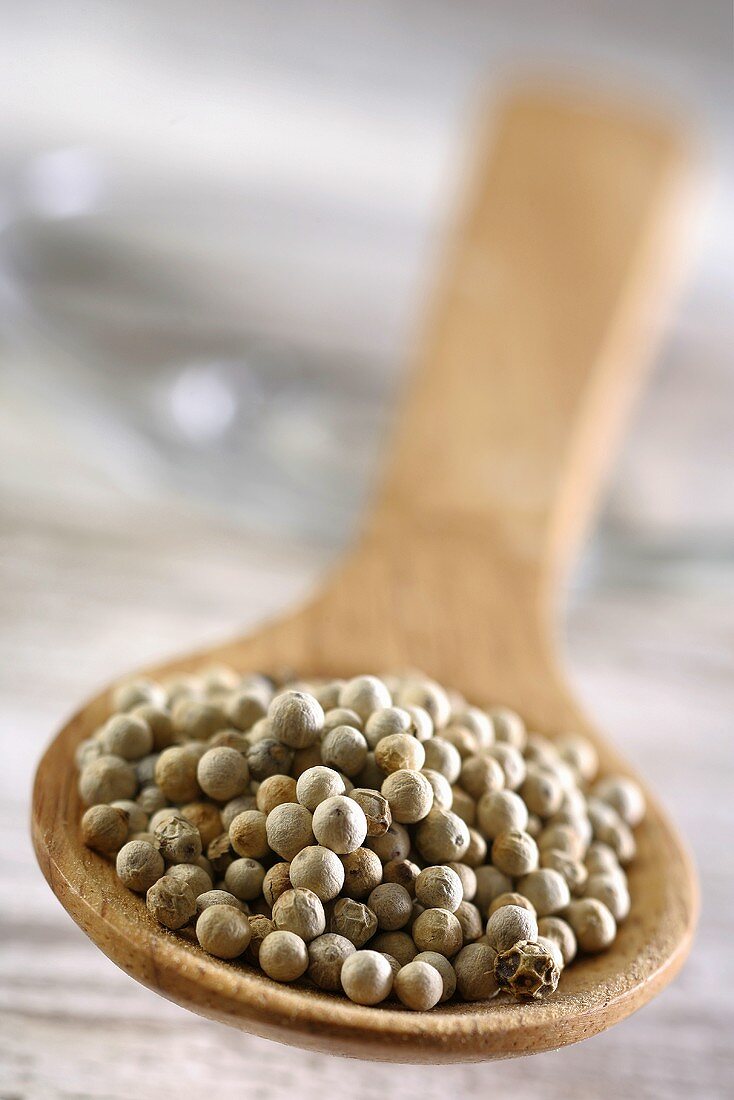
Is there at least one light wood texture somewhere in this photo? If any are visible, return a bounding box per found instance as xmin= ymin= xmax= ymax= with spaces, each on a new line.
xmin=31 ymin=90 xmax=697 ymax=1063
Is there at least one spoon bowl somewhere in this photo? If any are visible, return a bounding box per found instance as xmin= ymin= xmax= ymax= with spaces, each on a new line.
xmin=32 ymin=89 xmax=698 ymax=1062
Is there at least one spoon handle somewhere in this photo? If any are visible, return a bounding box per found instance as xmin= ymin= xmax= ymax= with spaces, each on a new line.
xmin=372 ymin=90 xmax=687 ymax=592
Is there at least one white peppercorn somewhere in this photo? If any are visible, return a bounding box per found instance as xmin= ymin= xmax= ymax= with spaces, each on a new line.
xmin=415 ymin=807 xmax=470 ymax=864
xmin=412 ymin=908 xmax=463 ymax=957
xmin=594 ymin=814 xmax=636 ymax=866
xmin=441 ymin=726 xmax=478 ymax=759
xmin=477 ymin=789 xmax=529 ymax=839
xmin=166 ymin=862 xmax=213 ymax=898
xmin=323 ymin=707 xmax=363 ymax=732
xmin=155 ymin=746 xmax=200 ymax=803
xmin=196 ymin=889 xmax=247 ymax=915
xmin=537 ymin=916 xmax=577 ymax=966
xmin=394 ymin=960 xmax=444 ymax=1011
xmin=137 ymin=784 xmax=167 ymax=816
xmin=487 ymin=892 xmax=536 ymax=917
xmin=454 ymin=943 xmax=499 ymax=1001
xmin=259 ymin=929 xmax=309 ymax=982
xmin=247 ymin=717 xmax=273 ymax=743
xmin=209 ymin=728 xmax=249 ymax=754
xmin=449 ymin=707 xmax=494 ymax=747
xmin=262 ymin=861 xmax=292 ymax=907
xmin=146 ymin=875 xmax=196 ymax=929
xmin=351 ymin=753 xmax=382 ymax=792
xmin=289 ymin=845 xmax=345 ymax=901
xmin=486 ymin=705 xmax=526 ymax=748
xmin=82 ymin=804 xmax=129 ymax=854
xmin=224 ymin=857 xmax=266 ymax=901
xmin=488 ymin=744 xmax=526 ymax=791
xmin=339 ymin=676 xmax=392 ymax=722
xmin=367 ymin=883 xmax=412 ymax=931
xmin=455 ymin=901 xmax=483 ymax=943
xmin=75 ymin=738 xmax=103 ymax=769
xmin=415 ymin=866 xmax=463 ymax=912
xmin=296 ymin=766 xmax=345 ymax=810
xmin=364 ymin=706 xmax=411 ymax=748
xmin=272 ymin=887 xmax=325 ymax=941
xmin=463 ymin=828 xmax=487 ymax=868
xmin=557 ymin=734 xmax=598 ymax=783
xmin=449 ymin=786 xmax=476 ymax=825
xmin=538 ymin=822 xmax=585 ymax=859
xmin=340 ymin=847 xmax=383 ymax=900
xmin=592 ymin=775 xmax=646 ymax=827
xmin=79 ymin=755 xmax=137 ymax=806
xmin=226 ymin=689 xmax=268 ymax=731
xmin=134 ymin=754 xmax=159 ymax=787
xmin=413 ymin=951 xmax=456 ymax=1002
xmin=491 ymin=829 xmax=539 ymax=877
xmin=540 ymin=849 xmax=588 ymax=895
xmin=321 ymin=725 xmax=368 ymax=777
xmin=517 ymin=869 xmax=570 ymax=916
xmin=99 ymin=714 xmax=153 ymax=761
xmin=520 ymin=766 xmax=564 ymax=819
xmin=131 ymin=704 xmax=175 ymax=751
xmin=382 ymin=858 xmax=420 ymax=896
xmin=254 ymin=774 xmax=296 ymax=815
xmin=421 ymin=769 xmax=453 ymax=810
xmin=565 ymin=898 xmax=617 ymax=952
xmin=346 ymin=788 xmax=391 ymax=838
xmin=397 ymin=679 xmax=450 ymax=729
xmin=246 ymin=913 xmax=274 ymax=963
xmin=179 ymin=801 xmax=223 ymax=848
xmin=217 ymin=797 xmax=254 ymax=833
xmin=585 ymin=872 xmax=631 ymax=922
xmin=265 ymin=803 xmax=315 ymax=860
xmin=524 ymin=733 xmax=556 ymax=765
xmin=127 ymin=827 xmax=153 ymax=844
xmin=247 ymin=738 xmax=294 ymax=781
xmin=460 ymin=754 xmax=505 ymax=801
xmin=149 ymin=807 xmax=178 ymax=832
xmin=486 ymin=903 xmax=538 ymax=953
xmin=112 ymin=678 xmax=165 ymax=713
xmin=196 ymin=747 xmax=248 ymax=802
xmin=340 ymin=949 xmax=393 ymax=1005
xmin=311 ymin=680 xmax=344 ymax=710
xmin=422 ymin=738 xmax=462 ymax=784
xmin=154 ymin=814 xmax=202 ymax=864
xmin=381 ymin=769 xmax=434 ymax=824
xmin=196 ymin=904 xmax=251 ymax=959
xmin=366 ymin=821 xmax=411 ymax=863
xmin=585 ymin=842 xmax=621 ymax=876
xmin=447 ymin=861 xmax=476 ymax=902
xmin=307 ymin=933 xmax=356 ymax=990
xmin=171 ymin=698 xmax=226 ymax=741
xmin=375 ymin=734 xmax=425 ymax=775
xmin=403 ymin=704 xmax=434 ymax=742
xmin=312 ymin=795 xmax=367 ymax=854
xmin=328 ymin=898 xmax=378 ymax=947
xmin=369 ymin=931 xmax=417 ymax=967
xmin=536 ymin=934 xmax=564 ymax=972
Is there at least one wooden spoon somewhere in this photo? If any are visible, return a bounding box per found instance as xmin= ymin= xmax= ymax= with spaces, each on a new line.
xmin=32 ymin=89 xmax=698 ymax=1063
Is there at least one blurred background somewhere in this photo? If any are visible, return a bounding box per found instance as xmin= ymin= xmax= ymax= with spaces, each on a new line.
xmin=1 ymin=3 xmax=732 ymax=1098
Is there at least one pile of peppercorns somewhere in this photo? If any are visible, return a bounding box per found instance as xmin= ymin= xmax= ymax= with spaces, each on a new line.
xmin=77 ymin=669 xmax=645 ymax=1011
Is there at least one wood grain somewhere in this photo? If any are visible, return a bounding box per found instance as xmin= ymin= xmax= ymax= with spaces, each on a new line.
xmin=31 ymin=89 xmax=697 ymax=1062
